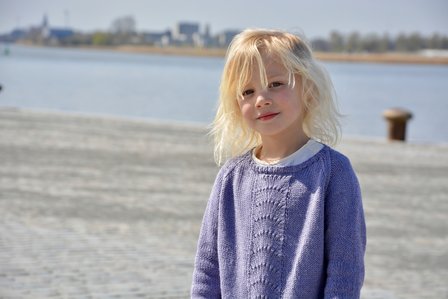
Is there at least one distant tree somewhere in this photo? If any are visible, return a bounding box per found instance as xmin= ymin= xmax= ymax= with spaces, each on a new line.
xmin=346 ymin=32 xmax=362 ymax=52
xmin=311 ymin=37 xmax=330 ymax=52
xmin=407 ymin=32 xmax=424 ymax=51
xmin=111 ymin=16 xmax=136 ymax=34
xmin=329 ymin=31 xmax=344 ymax=52
xmin=441 ymin=36 xmax=448 ymax=49
xmin=92 ymin=32 xmax=112 ymax=46
xmin=427 ymin=33 xmax=442 ymax=49
xmin=395 ymin=33 xmax=409 ymax=52
xmin=362 ymin=33 xmax=384 ymax=52
xmin=378 ymin=33 xmax=391 ymax=52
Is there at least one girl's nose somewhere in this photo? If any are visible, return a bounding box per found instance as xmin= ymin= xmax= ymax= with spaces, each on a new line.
xmin=255 ymin=91 xmax=272 ymax=108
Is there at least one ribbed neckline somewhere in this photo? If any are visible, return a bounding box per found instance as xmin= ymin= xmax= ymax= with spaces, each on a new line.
xmin=246 ymin=145 xmax=328 ymax=174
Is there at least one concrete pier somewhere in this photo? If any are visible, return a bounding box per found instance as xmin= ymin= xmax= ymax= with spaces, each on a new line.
xmin=0 ymin=108 xmax=447 ymax=298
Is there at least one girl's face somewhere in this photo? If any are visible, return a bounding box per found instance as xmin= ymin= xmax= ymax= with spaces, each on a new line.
xmin=237 ymin=54 xmax=305 ymax=141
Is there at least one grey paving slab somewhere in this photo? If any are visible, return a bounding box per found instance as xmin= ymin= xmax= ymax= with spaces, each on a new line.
xmin=0 ymin=108 xmax=447 ymax=299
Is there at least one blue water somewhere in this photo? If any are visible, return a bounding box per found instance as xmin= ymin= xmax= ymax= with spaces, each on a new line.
xmin=1 ymin=44 xmax=447 ymax=143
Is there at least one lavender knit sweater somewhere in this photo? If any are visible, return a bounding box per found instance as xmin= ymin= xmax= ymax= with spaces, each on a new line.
xmin=191 ymin=145 xmax=366 ymax=298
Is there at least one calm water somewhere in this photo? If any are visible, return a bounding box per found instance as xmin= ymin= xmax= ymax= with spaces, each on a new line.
xmin=1 ymin=44 xmax=447 ymax=143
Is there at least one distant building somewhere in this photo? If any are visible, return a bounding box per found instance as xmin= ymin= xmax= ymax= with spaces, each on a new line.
xmin=41 ymin=14 xmax=50 ymax=38
xmin=143 ymin=30 xmax=172 ymax=46
xmin=419 ymin=49 xmax=448 ymax=57
xmin=217 ymin=30 xmax=240 ymax=47
xmin=172 ymin=22 xmax=200 ymax=46
xmin=47 ymin=28 xmax=75 ymax=39
xmin=1 ymin=17 xmax=48 ymax=44
xmin=0 ymin=29 xmax=27 ymax=42
xmin=37 ymin=14 xmax=75 ymax=45
xmin=140 ymin=23 xmax=237 ymax=48
xmin=0 ymin=16 xmax=245 ymax=48
xmin=40 ymin=15 xmax=75 ymax=44
xmin=201 ymin=23 xmax=214 ymax=47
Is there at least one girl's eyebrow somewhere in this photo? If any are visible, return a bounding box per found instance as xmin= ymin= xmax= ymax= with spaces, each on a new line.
xmin=266 ymin=72 xmax=287 ymax=79
xmin=265 ymin=67 xmax=287 ymax=77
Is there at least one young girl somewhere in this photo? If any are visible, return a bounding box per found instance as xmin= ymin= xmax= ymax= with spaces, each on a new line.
xmin=191 ymin=28 xmax=366 ymax=299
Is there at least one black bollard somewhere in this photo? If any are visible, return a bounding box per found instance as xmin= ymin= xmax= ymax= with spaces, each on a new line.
xmin=383 ymin=108 xmax=413 ymax=141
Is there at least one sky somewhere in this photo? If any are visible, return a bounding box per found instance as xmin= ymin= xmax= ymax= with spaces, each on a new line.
xmin=1 ymin=0 xmax=447 ymax=38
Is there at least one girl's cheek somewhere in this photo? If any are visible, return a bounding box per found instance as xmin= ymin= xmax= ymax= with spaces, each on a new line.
xmin=240 ymin=104 xmax=253 ymax=120
xmin=238 ymin=102 xmax=246 ymax=112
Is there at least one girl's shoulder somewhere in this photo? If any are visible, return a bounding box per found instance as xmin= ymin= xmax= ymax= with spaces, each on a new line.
xmin=323 ymin=146 xmax=360 ymax=191
xmin=324 ymin=145 xmax=356 ymax=173
xmin=217 ymin=151 xmax=253 ymax=178
xmin=209 ymin=152 xmax=253 ymax=193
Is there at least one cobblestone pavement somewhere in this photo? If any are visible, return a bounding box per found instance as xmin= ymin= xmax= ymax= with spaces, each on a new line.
xmin=1 ymin=109 xmax=447 ymax=299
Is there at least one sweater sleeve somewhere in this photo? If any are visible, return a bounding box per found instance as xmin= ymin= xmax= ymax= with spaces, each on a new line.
xmin=191 ymin=169 xmax=224 ymax=298
xmin=324 ymin=152 xmax=366 ymax=299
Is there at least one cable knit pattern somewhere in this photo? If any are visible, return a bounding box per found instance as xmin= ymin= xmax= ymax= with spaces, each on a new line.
xmin=249 ymin=174 xmax=289 ymax=297
xmin=191 ymin=145 xmax=366 ymax=299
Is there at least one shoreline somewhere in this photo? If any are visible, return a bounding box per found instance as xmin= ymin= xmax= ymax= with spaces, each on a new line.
xmin=11 ymin=42 xmax=448 ymax=65
xmin=2 ymin=106 xmax=448 ymax=147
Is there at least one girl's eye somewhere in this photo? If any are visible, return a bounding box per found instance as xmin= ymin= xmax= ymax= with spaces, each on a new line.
xmin=242 ymin=89 xmax=254 ymax=97
xmin=269 ymin=81 xmax=283 ymax=88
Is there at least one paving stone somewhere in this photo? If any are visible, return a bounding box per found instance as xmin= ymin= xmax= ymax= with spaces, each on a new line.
xmin=0 ymin=108 xmax=447 ymax=298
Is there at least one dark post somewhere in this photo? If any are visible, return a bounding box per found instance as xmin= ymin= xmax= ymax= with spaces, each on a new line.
xmin=383 ymin=108 xmax=413 ymax=141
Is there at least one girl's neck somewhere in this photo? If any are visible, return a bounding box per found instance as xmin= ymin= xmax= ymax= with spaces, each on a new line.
xmin=257 ymin=133 xmax=310 ymax=164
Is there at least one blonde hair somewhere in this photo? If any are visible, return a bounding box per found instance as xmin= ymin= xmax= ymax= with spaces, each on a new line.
xmin=212 ymin=28 xmax=341 ymax=165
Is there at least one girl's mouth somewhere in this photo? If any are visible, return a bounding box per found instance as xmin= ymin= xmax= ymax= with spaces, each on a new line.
xmin=257 ymin=112 xmax=279 ymax=121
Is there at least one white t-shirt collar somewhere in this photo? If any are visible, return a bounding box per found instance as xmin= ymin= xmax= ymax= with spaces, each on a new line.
xmin=252 ymin=139 xmax=324 ymax=167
